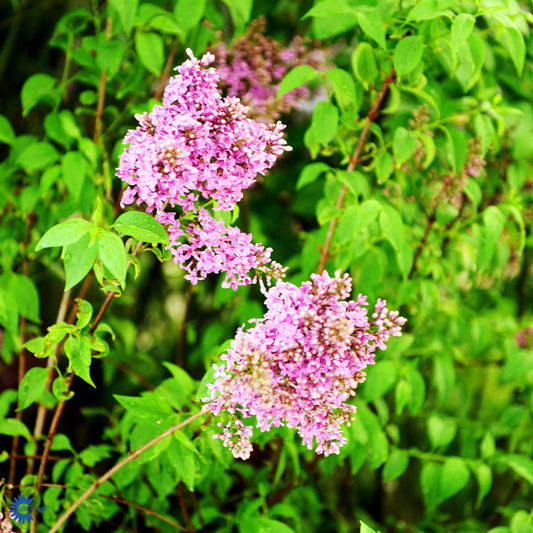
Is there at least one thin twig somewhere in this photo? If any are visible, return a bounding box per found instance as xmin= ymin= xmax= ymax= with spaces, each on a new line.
xmin=178 ymin=482 xmax=196 ymax=532
xmin=93 ymin=17 xmax=112 ymax=143
xmin=154 ymin=38 xmax=180 ymax=100
xmin=316 ymin=67 xmax=396 ymax=273
xmin=49 ymin=411 xmax=205 ymax=533
xmin=100 ymin=494 xmax=188 ymax=531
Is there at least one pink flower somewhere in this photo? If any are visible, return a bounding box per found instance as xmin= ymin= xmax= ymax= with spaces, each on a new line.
xmin=203 ymin=271 xmax=406 ymax=458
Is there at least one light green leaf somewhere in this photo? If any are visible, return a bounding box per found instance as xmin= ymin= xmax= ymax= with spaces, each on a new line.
xmin=62 ymin=151 xmax=88 ymax=203
xmin=325 ymin=68 xmax=357 ymax=110
xmin=221 ymin=0 xmax=252 ymax=34
xmin=310 ymin=101 xmax=339 ymax=147
xmin=277 ymin=65 xmax=318 ymax=98
xmin=21 ymin=73 xmax=59 ymax=116
xmin=393 ymin=36 xmax=424 ymax=77
xmin=375 ymin=151 xmax=393 ymax=182
xmin=0 ymin=115 xmax=15 ymax=145
xmin=464 ymin=178 xmax=482 ymax=208
xmin=65 ymin=335 xmax=95 ymax=387
xmin=174 ymin=0 xmax=206 ymax=33
xmin=36 ymin=218 xmax=93 ymax=250
xmin=383 ymin=449 xmax=409 ymax=482
xmin=0 ymin=418 xmax=31 ymax=439
xmin=114 ymin=394 xmax=174 ymax=421
xmin=96 ymin=39 xmax=125 ymax=78
xmin=98 ymin=231 xmax=128 ymax=287
xmin=357 ymin=11 xmax=386 ymax=49
xmin=109 ymin=0 xmax=138 ymax=35
xmin=361 ymin=360 xmax=397 ymax=402
xmin=303 ymin=0 xmax=351 ymax=20
xmin=428 ymin=415 xmax=457 ymax=448
xmin=9 ymin=275 xmax=39 ymax=322
xmin=135 ymin=32 xmax=164 ymax=75
xmin=337 ymin=200 xmax=381 ymax=245
xmin=500 ymin=26 xmax=525 ymax=77
xmin=113 ymin=211 xmax=169 ymax=244
xmin=451 ymin=14 xmax=475 ymax=56
xmin=441 ymin=458 xmax=470 ymax=501
xmin=472 ymin=462 xmax=492 ymax=508
xmin=296 ymin=162 xmax=331 ymax=190
xmin=360 ymin=523 xmax=377 ymax=533
xmin=498 ymin=454 xmax=533 ymax=485
xmin=379 ymin=204 xmax=405 ymax=251
xmin=18 ymin=367 xmax=49 ymax=410
xmin=63 ymin=231 xmax=99 ymax=290
xmin=352 ymin=42 xmax=378 ymax=85
xmin=75 ymin=299 xmax=93 ymax=329
xmin=16 ymin=142 xmax=59 ymax=172
xmin=393 ymin=127 xmax=418 ymax=168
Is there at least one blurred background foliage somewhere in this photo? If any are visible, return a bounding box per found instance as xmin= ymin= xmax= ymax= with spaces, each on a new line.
xmin=0 ymin=0 xmax=532 ymax=532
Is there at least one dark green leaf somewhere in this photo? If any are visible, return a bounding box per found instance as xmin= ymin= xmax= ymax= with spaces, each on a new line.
xmin=383 ymin=450 xmax=409 ymax=482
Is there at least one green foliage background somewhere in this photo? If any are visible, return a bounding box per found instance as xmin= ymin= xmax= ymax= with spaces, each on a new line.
xmin=0 ymin=0 xmax=532 ymax=532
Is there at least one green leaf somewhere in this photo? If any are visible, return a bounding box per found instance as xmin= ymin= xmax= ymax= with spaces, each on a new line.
xmin=392 ymin=127 xmax=418 ymax=168
xmin=277 ymin=65 xmax=318 ymax=98
xmin=422 ymin=458 xmax=469 ymax=512
xmin=221 ymin=0 xmax=252 ymax=34
xmin=296 ymin=162 xmax=331 ymax=190
xmin=472 ymin=462 xmax=492 ymax=508
xmin=0 ymin=115 xmax=15 ymax=145
xmin=114 ymin=394 xmax=174 ymax=422
xmin=167 ymin=436 xmax=197 ymax=491
xmin=75 ymin=299 xmax=93 ymax=329
xmin=360 ymin=523 xmax=377 ymax=533
xmin=500 ymin=26 xmax=525 ymax=77
xmin=113 ymin=211 xmax=169 ymax=244
xmin=36 ymin=218 xmax=93 ymax=250
xmin=53 ymin=376 xmax=74 ymax=401
xmin=357 ymin=11 xmax=386 ymax=49
xmin=379 ymin=204 xmax=405 ymax=251
xmin=95 ymin=39 xmax=125 ymax=78
xmin=428 ymin=415 xmax=457 ymax=448
xmin=16 ymin=142 xmax=59 ymax=172
xmin=497 ymin=454 xmax=533 ymax=485
xmin=464 ymin=178 xmax=482 ymax=208
xmin=62 ymin=151 xmax=88 ymax=203
xmin=352 ymin=42 xmax=378 ymax=86
xmin=18 ymin=367 xmax=49 ymax=410
xmin=303 ymin=0 xmax=351 ymax=20
xmin=64 ymin=335 xmax=95 ymax=387
xmin=9 ymin=274 xmax=39 ymax=323
xmin=375 ymin=151 xmax=393 ymax=182
xmin=174 ymin=0 xmax=206 ymax=33
xmin=393 ymin=36 xmax=424 ymax=77
xmin=137 ymin=5 xmax=181 ymax=35
xmin=337 ymin=200 xmax=381 ymax=245
xmin=325 ymin=68 xmax=357 ymax=111
xmin=383 ymin=449 xmax=409 ymax=482
xmin=407 ymin=1 xmax=451 ymax=21
xmin=0 ymin=418 xmax=31 ymax=439
xmin=98 ymin=231 xmax=128 ymax=287
xmin=361 ymin=360 xmax=397 ymax=402
xmin=109 ymin=0 xmax=138 ymax=35
xmin=451 ymin=14 xmax=475 ymax=56
xmin=135 ymin=32 xmax=164 ymax=75
xmin=63 ymin=231 xmax=99 ymax=290
xmin=309 ymin=101 xmax=339 ymax=147
xmin=21 ymin=73 xmax=59 ymax=116
xmin=24 ymin=337 xmax=45 ymax=355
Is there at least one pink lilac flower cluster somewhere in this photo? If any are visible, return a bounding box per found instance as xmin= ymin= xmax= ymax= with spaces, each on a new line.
xmin=117 ymin=49 xmax=291 ymax=288
xmin=0 ymin=513 xmax=13 ymax=533
xmin=211 ymin=17 xmax=326 ymax=120
xmin=203 ymin=271 xmax=406 ymax=458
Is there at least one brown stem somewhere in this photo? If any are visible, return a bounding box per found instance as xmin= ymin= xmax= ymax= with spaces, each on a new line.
xmin=191 ymin=491 xmax=204 ymax=530
xmin=66 ymin=272 xmax=95 ymax=323
xmin=316 ymin=67 xmax=396 ymax=273
xmin=100 ymin=494 xmax=187 ymax=531
xmin=89 ymin=291 xmax=116 ymax=335
xmin=36 ymin=373 xmax=75 ymax=491
xmin=178 ymin=482 xmax=196 ymax=532
xmin=49 ymin=411 xmax=205 ymax=533
xmin=154 ymin=38 xmax=180 ymax=100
